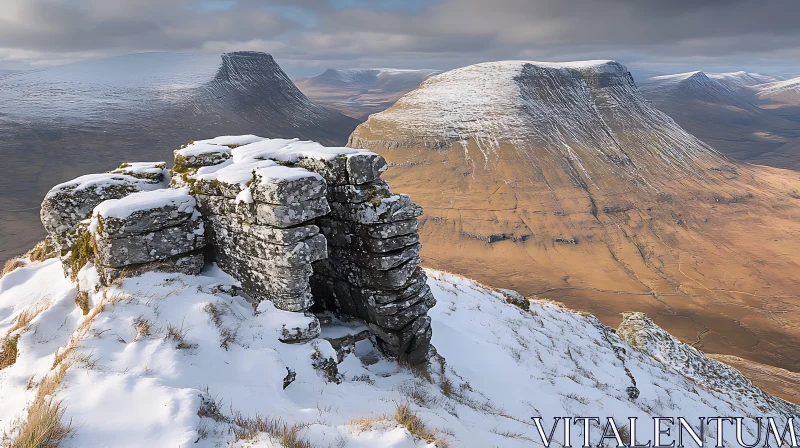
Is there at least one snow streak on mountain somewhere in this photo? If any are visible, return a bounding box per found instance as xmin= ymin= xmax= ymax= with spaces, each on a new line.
xmin=349 ymin=60 xmax=800 ymax=381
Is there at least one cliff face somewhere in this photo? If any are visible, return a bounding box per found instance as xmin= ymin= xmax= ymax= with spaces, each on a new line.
xmin=348 ymin=60 xmax=800 ymax=374
xmin=0 ymin=51 xmax=359 ymax=262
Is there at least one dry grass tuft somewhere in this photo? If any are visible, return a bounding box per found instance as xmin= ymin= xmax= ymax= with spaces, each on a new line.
xmin=25 ymin=237 xmax=58 ymax=262
xmin=230 ymin=412 xmax=311 ymax=447
xmin=0 ymin=335 xmax=20 ymax=370
xmin=132 ymin=316 xmax=152 ymax=341
xmin=4 ymin=360 xmax=74 ymax=447
xmin=0 ymin=305 xmax=48 ymax=370
xmin=348 ymin=415 xmax=388 ymax=432
xmin=393 ymin=403 xmax=448 ymax=447
xmin=74 ymin=291 xmax=89 ymax=316
xmin=1 ymin=257 xmax=25 ymax=279
xmin=166 ymin=321 xmax=195 ymax=350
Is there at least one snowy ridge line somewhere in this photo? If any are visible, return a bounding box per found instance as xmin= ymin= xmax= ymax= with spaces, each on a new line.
xmin=0 ymin=259 xmax=798 ymax=447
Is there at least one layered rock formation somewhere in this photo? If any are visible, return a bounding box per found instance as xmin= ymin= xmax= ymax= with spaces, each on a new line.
xmin=349 ymin=60 xmax=800 ymax=373
xmin=38 ymin=136 xmax=433 ymax=363
xmin=90 ymin=188 xmax=205 ymax=284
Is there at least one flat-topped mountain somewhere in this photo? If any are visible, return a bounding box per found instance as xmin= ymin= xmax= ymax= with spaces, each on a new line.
xmin=640 ymin=71 xmax=800 ymax=167
xmin=296 ymin=68 xmax=440 ymax=119
xmin=349 ymin=60 xmax=800 ymax=373
xmin=0 ymin=51 xmax=359 ymax=262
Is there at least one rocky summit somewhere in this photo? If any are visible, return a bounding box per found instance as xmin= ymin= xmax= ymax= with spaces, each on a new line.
xmin=38 ymin=135 xmax=434 ymax=365
xmin=349 ymin=60 xmax=800 ymax=379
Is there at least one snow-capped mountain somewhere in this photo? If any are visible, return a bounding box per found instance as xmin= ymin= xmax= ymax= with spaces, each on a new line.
xmin=755 ymin=76 xmax=800 ymax=123
xmin=0 ymin=52 xmax=359 ymax=262
xmin=640 ymin=71 xmax=800 ymax=166
xmin=707 ymin=71 xmax=783 ymax=93
xmin=348 ymin=60 xmax=800 ymax=383
xmin=296 ymin=68 xmax=440 ymax=119
xmin=1 ymin=256 xmax=797 ymax=447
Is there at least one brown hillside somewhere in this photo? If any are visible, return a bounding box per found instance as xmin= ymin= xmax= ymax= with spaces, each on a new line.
xmin=348 ymin=60 xmax=800 ymax=373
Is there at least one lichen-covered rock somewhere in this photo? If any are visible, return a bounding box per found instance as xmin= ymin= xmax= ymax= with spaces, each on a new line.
xmin=197 ymin=195 xmax=329 ymax=228
xmin=212 ymin=251 xmax=315 ymax=311
xmin=251 ymin=167 xmax=327 ymax=204
xmin=316 ymin=257 xmax=422 ymax=290
xmin=173 ymin=142 xmax=232 ymax=168
xmin=41 ymin=173 xmax=165 ymax=235
xmin=317 ymin=218 xmax=419 ymax=253
xmin=93 ymin=218 xmax=205 ymax=267
xmin=329 ymin=181 xmax=390 ymax=204
xmin=327 ymin=243 xmax=420 ymax=271
xmin=209 ymin=230 xmax=327 ymax=267
xmin=254 ymin=198 xmax=331 ymax=228
xmin=280 ymin=313 xmax=322 ymax=342
xmin=92 ymin=189 xmax=198 ymax=238
xmin=329 ymin=194 xmax=422 ymax=224
xmin=97 ymin=251 xmax=205 ymax=285
xmin=109 ymin=162 xmax=169 ymax=183
xmin=207 ymin=215 xmax=319 ymax=246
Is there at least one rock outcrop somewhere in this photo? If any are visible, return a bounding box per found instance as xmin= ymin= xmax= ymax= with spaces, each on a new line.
xmin=38 ymin=136 xmax=434 ymax=364
xmin=90 ymin=188 xmax=205 ymax=284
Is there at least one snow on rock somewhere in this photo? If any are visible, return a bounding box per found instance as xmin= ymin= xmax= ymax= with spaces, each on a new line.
xmin=617 ymin=312 xmax=797 ymax=416
xmin=1 ymin=259 xmax=797 ymax=447
xmin=93 ymin=188 xmax=196 ymax=221
xmin=231 ymin=138 xmax=374 ymax=164
xmin=40 ymin=172 xmax=167 ymax=235
xmin=195 ymin=134 xmax=266 ymax=147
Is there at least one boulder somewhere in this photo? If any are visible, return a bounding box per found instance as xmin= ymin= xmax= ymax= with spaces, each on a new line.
xmin=41 ymin=173 xmax=164 ymax=235
xmin=93 ymin=218 xmax=205 ymax=267
xmin=173 ymin=142 xmax=232 ymax=168
xmin=92 ymin=189 xmax=198 ymax=237
xmin=251 ymin=166 xmax=327 ymax=204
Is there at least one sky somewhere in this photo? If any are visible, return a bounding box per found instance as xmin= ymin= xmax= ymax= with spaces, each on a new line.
xmin=0 ymin=0 xmax=799 ymax=79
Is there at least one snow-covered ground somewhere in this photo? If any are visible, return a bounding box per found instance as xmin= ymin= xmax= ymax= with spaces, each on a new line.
xmin=0 ymin=257 xmax=797 ymax=447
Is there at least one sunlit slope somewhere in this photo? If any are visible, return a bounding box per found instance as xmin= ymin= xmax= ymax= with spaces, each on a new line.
xmin=349 ymin=60 xmax=800 ymax=372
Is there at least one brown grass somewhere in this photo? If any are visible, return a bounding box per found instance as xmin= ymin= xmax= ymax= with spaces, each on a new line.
xmin=73 ymin=292 xmax=89 ymax=316
xmin=1 ymin=257 xmax=25 ymax=279
xmin=165 ymin=322 xmax=195 ymax=350
xmin=393 ymin=403 xmax=448 ymax=447
xmin=230 ymin=412 xmax=311 ymax=447
xmin=0 ymin=306 xmax=48 ymax=370
xmin=348 ymin=415 xmax=387 ymax=433
xmin=0 ymin=335 xmax=20 ymax=370
xmin=4 ymin=359 xmax=73 ymax=447
xmin=25 ymin=237 xmax=57 ymax=263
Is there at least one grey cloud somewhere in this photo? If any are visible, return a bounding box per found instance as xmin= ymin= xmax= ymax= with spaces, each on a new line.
xmin=0 ymin=0 xmax=798 ymax=76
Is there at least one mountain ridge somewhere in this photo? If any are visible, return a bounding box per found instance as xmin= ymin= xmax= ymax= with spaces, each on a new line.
xmin=348 ymin=59 xmax=800 ymax=374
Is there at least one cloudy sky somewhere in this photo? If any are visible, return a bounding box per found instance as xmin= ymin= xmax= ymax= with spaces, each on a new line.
xmin=0 ymin=0 xmax=798 ymax=78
